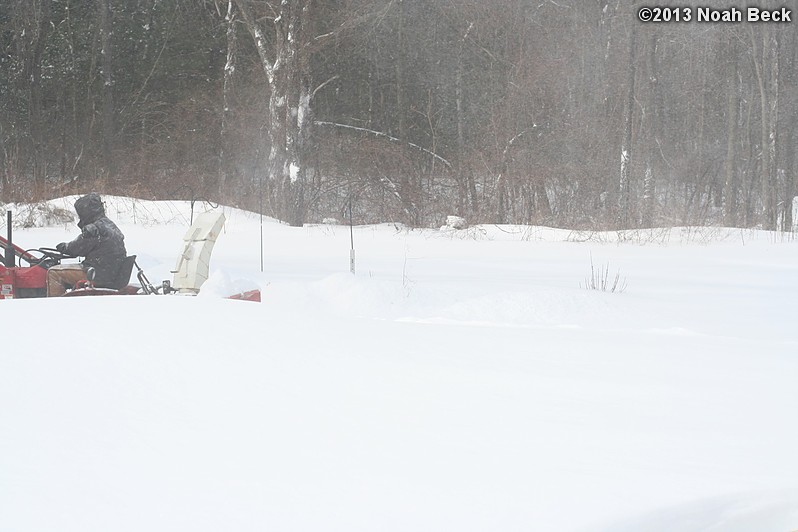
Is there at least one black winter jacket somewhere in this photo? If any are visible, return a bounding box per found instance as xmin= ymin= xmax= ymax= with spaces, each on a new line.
xmin=63 ymin=194 xmax=127 ymax=288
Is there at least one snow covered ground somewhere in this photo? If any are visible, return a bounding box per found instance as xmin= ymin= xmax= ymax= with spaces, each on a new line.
xmin=2 ymin=196 xmax=797 ymax=531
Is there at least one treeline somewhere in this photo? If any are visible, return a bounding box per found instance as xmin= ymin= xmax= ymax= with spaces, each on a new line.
xmin=1 ymin=0 xmax=796 ymax=229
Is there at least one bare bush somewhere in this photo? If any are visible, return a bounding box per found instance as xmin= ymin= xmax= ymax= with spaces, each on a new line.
xmin=581 ymin=254 xmax=627 ymax=293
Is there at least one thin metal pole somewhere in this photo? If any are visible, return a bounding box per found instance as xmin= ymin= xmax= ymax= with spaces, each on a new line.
xmin=349 ymin=199 xmax=355 ymax=275
xmin=5 ymin=210 xmax=13 ymax=267
xmin=259 ymin=175 xmax=264 ymax=272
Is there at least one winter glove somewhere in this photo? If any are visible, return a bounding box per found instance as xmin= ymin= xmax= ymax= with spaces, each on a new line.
xmin=56 ymin=242 xmax=68 ymax=254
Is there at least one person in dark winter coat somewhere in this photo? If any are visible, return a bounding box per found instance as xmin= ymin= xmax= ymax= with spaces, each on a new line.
xmin=47 ymin=193 xmax=127 ymax=296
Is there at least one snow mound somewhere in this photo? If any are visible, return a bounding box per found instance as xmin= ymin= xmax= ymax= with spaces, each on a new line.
xmin=596 ymin=491 xmax=798 ymax=532
xmin=198 ymin=269 xmax=262 ymax=299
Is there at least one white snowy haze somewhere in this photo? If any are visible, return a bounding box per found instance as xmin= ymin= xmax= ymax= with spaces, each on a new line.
xmin=1 ymin=196 xmax=797 ymax=532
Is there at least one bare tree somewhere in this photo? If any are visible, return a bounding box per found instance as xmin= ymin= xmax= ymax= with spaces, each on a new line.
xmin=21 ymin=0 xmax=53 ymax=191
xmin=218 ymin=0 xmax=238 ymax=198
xmin=750 ymin=23 xmax=780 ymax=229
xmin=723 ymin=32 xmax=740 ymax=227
xmin=776 ymin=0 xmax=798 ymax=230
xmin=619 ymin=19 xmax=636 ymax=227
xmin=98 ymin=0 xmax=115 ymax=177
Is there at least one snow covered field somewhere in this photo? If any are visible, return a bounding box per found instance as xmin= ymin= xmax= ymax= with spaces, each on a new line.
xmin=2 ymin=197 xmax=797 ymax=531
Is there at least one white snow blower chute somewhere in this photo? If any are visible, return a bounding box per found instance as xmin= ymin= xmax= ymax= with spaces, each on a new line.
xmin=170 ymin=211 xmax=226 ymax=295
xmin=150 ymin=210 xmax=259 ymax=301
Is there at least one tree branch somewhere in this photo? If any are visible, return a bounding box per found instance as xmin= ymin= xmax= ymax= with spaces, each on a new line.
xmin=233 ymin=0 xmax=274 ymax=84
xmin=315 ymin=121 xmax=452 ymax=168
xmin=312 ymin=75 xmax=339 ymax=99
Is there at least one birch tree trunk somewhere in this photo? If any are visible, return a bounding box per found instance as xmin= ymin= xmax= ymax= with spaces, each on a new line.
xmin=219 ymin=0 xmax=237 ymax=198
xmin=619 ymin=23 xmax=636 ymax=228
xmin=780 ymin=9 xmax=798 ymax=231
xmin=235 ymin=0 xmax=313 ymax=226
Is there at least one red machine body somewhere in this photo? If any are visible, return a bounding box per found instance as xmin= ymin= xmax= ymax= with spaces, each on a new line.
xmin=1 ymin=221 xmax=51 ymax=299
xmin=0 ymin=264 xmax=49 ymax=299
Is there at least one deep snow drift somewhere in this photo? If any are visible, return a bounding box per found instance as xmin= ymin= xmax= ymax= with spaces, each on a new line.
xmin=1 ymin=196 xmax=797 ymax=531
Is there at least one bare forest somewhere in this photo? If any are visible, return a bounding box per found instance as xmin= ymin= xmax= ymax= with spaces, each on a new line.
xmin=1 ymin=0 xmax=797 ymax=229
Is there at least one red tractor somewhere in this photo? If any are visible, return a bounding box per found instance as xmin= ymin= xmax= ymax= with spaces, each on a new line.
xmin=2 ymin=208 xmax=148 ymax=298
xmin=1 ymin=209 xmax=259 ymax=301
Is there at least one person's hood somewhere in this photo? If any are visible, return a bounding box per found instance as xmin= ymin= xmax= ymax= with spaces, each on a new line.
xmin=74 ymin=193 xmax=105 ymax=228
